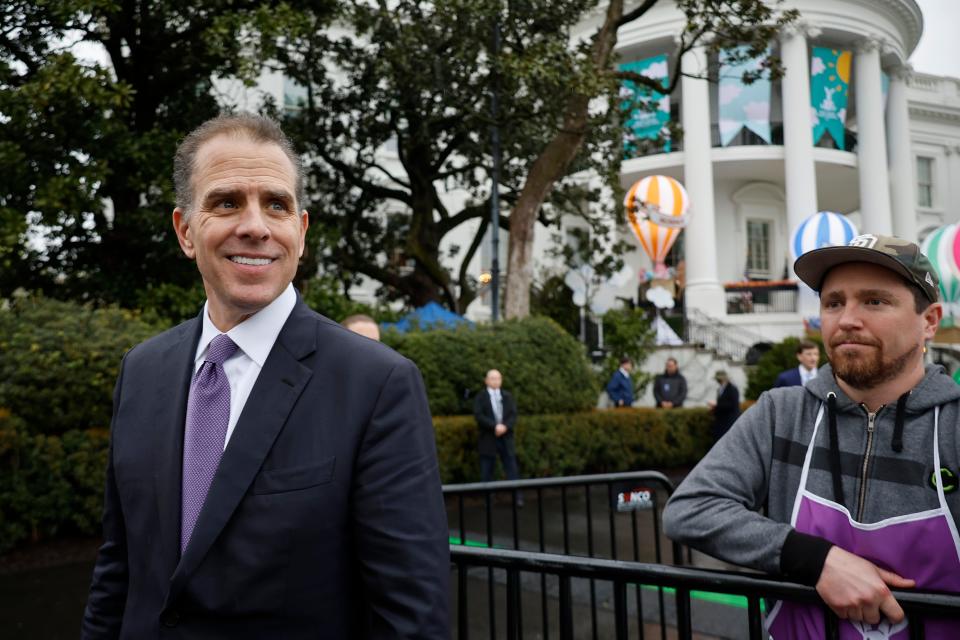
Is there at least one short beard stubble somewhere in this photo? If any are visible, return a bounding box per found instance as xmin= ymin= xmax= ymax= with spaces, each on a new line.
xmin=830 ymin=341 xmax=920 ymax=390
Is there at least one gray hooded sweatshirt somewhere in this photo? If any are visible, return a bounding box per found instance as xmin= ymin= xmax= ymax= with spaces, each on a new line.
xmin=663 ymin=363 xmax=960 ymax=585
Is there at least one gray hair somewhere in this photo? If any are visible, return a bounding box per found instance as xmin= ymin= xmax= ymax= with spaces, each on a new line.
xmin=173 ymin=113 xmax=305 ymax=216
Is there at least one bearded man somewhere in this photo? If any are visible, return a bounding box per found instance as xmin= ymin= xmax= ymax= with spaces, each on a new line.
xmin=664 ymin=234 xmax=960 ymax=638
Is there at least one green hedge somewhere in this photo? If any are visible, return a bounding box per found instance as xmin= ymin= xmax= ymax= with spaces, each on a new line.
xmin=0 ymin=412 xmax=108 ymax=553
xmin=0 ymin=407 xmax=712 ymax=553
xmin=383 ymin=316 xmax=598 ymax=416
xmin=434 ymin=407 xmax=714 ymax=484
xmin=0 ymin=295 xmax=161 ymax=435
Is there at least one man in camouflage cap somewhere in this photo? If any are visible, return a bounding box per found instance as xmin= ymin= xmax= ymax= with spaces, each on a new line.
xmin=665 ymin=234 xmax=960 ymax=637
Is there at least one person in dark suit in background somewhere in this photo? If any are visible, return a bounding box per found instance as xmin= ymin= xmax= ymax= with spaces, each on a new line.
xmin=474 ymin=369 xmax=520 ymax=484
xmin=82 ymin=114 xmax=448 ymax=638
xmin=707 ymin=370 xmax=740 ymax=442
xmin=774 ymin=339 xmax=820 ymax=388
xmin=605 ymin=356 xmax=635 ymax=407
xmin=653 ymin=357 xmax=687 ymax=408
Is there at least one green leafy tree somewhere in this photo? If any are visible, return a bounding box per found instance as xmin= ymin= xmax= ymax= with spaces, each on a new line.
xmin=530 ymin=274 xmax=580 ymax=338
xmin=503 ymin=0 xmax=798 ymax=318
xmin=272 ymin=0 xmax=795 ymax=316
xmin=0 ymin=0 xmax=336 ymax=307
xmin=276 ymin=0 xmax=642 ymax=313
xmin=600 ymin=306 xmax=656 ymax=394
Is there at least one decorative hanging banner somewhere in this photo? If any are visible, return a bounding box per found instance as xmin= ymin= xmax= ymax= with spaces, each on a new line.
xmin=810 ymin=47 xmax=851 ymax=149
xmin=619 ymin=54 xmax=670 ymax=156
xmin=718 ymin=46 xmax=772 ymax=146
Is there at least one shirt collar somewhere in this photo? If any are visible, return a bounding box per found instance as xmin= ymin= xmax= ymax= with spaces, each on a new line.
xmin=195 ymin=284 xmax=297 ymax=366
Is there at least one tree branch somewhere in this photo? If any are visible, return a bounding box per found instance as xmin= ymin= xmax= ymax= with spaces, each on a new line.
xmin=615 ymin=0 xmax=659 ymax=29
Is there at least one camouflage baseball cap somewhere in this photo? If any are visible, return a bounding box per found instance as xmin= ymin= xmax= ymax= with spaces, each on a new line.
xmin=794 ymin=233 xmax=939 ymax=302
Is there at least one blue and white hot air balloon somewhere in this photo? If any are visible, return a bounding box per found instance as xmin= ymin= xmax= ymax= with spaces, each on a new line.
xmin=790 ymin=211 xmax=859 ymax=261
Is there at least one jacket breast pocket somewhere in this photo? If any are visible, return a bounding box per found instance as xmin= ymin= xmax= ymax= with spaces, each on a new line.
xmin=252 ymin=456 xmax=336 ymax=495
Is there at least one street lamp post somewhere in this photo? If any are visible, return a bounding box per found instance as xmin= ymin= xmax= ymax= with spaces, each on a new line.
xmin=489 ymin=12 xmax=502 ymax=322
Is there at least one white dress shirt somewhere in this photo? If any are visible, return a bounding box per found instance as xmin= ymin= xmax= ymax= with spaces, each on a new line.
xmin=487 ymin=387 xmax=503 ymax=423
xmin=799 ymin=365 xmax=817 ymax=386
xmin=193 ymin=284 xmax=297 ymax=448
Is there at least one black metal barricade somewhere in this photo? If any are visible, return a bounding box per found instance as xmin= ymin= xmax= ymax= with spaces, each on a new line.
xmin=444 ymin=472 xmax=688 ymax=640
xmin=451 ymin=546 xmax=960 ymax=640
xmin=445 ymin=472 xmax=960 ymax=639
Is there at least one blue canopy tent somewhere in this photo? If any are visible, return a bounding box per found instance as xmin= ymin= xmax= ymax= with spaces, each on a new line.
xmin=381 ymin=301 xmax=474 ymax=333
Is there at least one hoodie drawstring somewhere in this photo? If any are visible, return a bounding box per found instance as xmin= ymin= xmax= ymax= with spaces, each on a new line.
xmin=891 ymin=391 xmax=910 ymax=453
xmin=827 ymin=392 xmax=844 ymax=507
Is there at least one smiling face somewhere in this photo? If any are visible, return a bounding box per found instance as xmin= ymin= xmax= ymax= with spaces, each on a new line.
xmin=173 ymin=134 xmax=308 ymax=331
xmin=820 ymin=262 xmax=939 ymax=391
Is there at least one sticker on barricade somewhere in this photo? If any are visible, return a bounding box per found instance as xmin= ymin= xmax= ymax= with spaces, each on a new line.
xmin=614 ymin=486 xmax=656 ymax=512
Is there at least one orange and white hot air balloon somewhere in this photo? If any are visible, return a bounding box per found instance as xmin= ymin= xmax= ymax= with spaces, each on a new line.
xmin=624 ymin=175 xmax=690 ymax=276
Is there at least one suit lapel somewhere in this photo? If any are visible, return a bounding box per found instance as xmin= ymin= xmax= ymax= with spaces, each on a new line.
xmin=166 ymin=301 xmax=317 ymax=604
xmin=154 ymin=317 xmax=202 ymax=579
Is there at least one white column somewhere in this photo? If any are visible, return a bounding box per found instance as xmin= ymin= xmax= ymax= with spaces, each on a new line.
xmin=780 ymin=25 xmax=819 ymax=278
xmin=681 ymin=45 xmax=725 ymax=318
xmin=948 ymin=146 xmax=960 ymax=225
xmin=855 ymin=38 xmax=893 ymax=235
xmin=886 ymin=65 xmax=917 ymax=241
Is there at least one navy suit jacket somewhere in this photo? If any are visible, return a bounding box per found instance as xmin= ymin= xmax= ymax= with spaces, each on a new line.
xmin=606 ymin=370 xmax=634 ymax=407
xmin=774 ymin=366 xmax=803 ymax=388
xmin=82 ymin=299 xmax=449 ymax=638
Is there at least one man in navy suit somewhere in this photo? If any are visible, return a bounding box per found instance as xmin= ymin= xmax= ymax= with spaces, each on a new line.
xmin=606 ymin=357 xmax=635 ymax=407
xmin=82 ymin=114 xmax=449 ymax=638
xmin=774 ymin=339 xmax=821 ymax=388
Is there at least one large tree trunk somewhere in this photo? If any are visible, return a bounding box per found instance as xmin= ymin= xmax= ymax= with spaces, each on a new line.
xmin=503 ymin=0 xmax=624 ymax=319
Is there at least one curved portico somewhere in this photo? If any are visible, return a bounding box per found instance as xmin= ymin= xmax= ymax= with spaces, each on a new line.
xmin=615 ymin=0 xmax=923 ymax=336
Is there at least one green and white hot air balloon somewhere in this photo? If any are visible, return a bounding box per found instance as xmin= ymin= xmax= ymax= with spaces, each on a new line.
xmin=920 ymin=224 xmax=960 ymax=326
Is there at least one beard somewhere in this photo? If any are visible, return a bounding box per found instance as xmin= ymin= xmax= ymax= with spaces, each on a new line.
xmin=828 ymin=336 xmax=919 ymax=390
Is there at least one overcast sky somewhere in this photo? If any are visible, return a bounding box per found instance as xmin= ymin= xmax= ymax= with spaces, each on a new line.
xmin=68 ymin=1 xmax=960 ymax=79
xmin=909 ymin=0 xmax=960 ymax=77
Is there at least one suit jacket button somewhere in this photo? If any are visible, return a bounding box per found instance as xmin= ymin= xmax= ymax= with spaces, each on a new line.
xmin=161 ymin=610 xmax=180 ymax=627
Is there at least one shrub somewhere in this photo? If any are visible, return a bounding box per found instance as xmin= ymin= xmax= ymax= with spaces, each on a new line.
xmin=383 ymin=316 xmax=598 ymax=416
xmin=434 ymin=407 xmax=714 ymax=484
xmin=0 ymin=413 xmax=108 ymax=553
xmin=0 ymin=295 xmax=161 ymax=435
xmin=745 ymin=335 xmax=825 ymax=399
xmin=300 ymin=275 xmax=401 ymax=324
xmin=0 ymin=406 xmax=712 ymax=553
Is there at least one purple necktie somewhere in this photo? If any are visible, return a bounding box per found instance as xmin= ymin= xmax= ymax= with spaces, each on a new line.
xmin=181 ymin=333 xmax=238 ymax=553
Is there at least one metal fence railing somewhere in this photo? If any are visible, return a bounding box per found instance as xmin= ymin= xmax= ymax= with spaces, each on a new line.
xmin=444 ymin=472 xmax=685 ymax=640
xmin=724 ymin=281 xmax=799 ymax=315
xmin=450 ymin=546 xmax=960 ymax=640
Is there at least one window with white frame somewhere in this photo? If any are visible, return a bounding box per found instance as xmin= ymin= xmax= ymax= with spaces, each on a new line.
xmin=917 ymin=156 xmax=934 ymax=208
xmin=746 ymin=219 xmax=771 ymax=277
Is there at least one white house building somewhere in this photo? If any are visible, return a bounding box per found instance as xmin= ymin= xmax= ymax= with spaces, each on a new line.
xmin=573 ymin=0 xmax=960 ymax=346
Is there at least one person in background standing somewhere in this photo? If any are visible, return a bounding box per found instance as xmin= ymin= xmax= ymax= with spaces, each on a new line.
xmin=341 ymin=313 xmax=381 ymax=341
xmin=774 ymin=339 xmax=820 ymax=387
xmin=474 ymin=369 xmax=519 ymax=484
xmin=707 ymin=370 xmax=740 ymax=442
xmin=653 ymin=357 xmax=687 ymax=408
xmin=606 ymin=356 xmax=635 ymax=408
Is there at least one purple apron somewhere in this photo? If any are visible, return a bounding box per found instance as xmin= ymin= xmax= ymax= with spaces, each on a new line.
xmin=765 ymin=406 xmax=960 ymax=639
